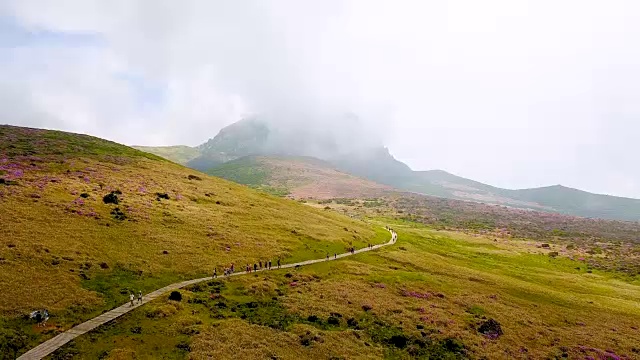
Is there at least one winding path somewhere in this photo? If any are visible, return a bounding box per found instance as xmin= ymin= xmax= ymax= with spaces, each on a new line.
xmin=18 ymin=228 xmax=397 ymax=360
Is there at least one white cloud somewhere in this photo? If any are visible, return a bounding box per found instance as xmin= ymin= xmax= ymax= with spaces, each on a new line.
xmin=1 ymin=0 xmax=639 ymax=197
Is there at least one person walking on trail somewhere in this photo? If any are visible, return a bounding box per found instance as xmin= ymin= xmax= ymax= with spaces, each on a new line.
xmin=268 ymin=260 xmax=271 ymax=269
xmin=334 ymin=253 xmax=337 ymax=259
xmin=277 ymin=258 xmax=281 ymax=269
xmin=254 ymin=263 xmax=258 ymax=272
xmin=138 ymin=291 xmax=143 ymax=303
xmin=326 ymin=254 xmax=329 ymax=260
xmin=129 ymin=293 xmax=135 ymax=307
xmin=246 ymin=264 xmax=250 ymax=273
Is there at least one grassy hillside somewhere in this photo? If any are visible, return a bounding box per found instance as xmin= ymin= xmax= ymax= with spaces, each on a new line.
xmin=0 ymin=125 xmax=381 ymax=356
xmin=208 ymin=156 xmax=393 ymax=199
xmin=51 ymin=222 xmax=640 ymax=359
xmin=132 ymin=145 xmax=201 ymax=164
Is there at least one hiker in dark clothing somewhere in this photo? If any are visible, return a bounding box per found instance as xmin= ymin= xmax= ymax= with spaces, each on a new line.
xmin=246 ymin=264 xmax=250 ymax=273
xmin=268 ymin=260 xmax=271 ymax=269
xmin=277 ymin=258 xmax=281 ymax=269
xmin=334 ymin=253 xmax=337 ymax=259
xmin=254 ymin=263 xmax=258 ymax=272
xmin=259 ymin=260 xmax=262 ymax=269
xmin=326 ymin=254 xmax=329 ymax=260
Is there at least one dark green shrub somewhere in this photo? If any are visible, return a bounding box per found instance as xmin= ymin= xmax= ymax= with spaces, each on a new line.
xmin=169 ymin=291 xmax=182 ymax=301
xmin=389 ymin=334 xmax=409 ymax=348
xmin=478 ymin=318 xmax=503 ymax=338
xmin=110 ymin=207 xmax=126 ymax=220
xmin=103 ymin=192 xmax=119 ymax=204
xmin=327 ymin=316 xmax=340 ymax=325
xmin=176 ymin=340 xmax=191 ymax=351
xmin=156 ymin=193 xmax=170 ymax=200
xmin=0 ymin=178 xmax=18 ymax=186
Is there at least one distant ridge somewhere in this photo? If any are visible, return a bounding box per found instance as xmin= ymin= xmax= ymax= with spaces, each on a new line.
xmin=135 ymin=119 xmax=640 ymax=222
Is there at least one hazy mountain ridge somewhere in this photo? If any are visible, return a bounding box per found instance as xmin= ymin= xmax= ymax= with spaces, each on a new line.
xmin=137 ymin=119 xmax=640 ymax=221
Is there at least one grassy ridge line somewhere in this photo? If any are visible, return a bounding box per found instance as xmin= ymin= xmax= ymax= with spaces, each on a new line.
xmin=17 ymin=229 xmax=397 ymax=360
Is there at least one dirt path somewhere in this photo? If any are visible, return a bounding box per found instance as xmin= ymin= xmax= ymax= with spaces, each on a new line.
xmin=18 ymin=228 xmax=397 ymax=360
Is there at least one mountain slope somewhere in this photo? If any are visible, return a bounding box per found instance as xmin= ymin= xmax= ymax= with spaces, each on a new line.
xmin=135 ymin=119 xmax=640 ymax=221
xmin=0 ymin=125 xmax=382 ymax=352
xmin=207 ymin=155 xmax=394 ymax=199
xmin=506 ymin=185 xmax=640 ymax=220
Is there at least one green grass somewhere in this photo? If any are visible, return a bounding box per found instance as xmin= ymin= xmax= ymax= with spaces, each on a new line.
xmin=0 ymin=125 xmax=383 ymax=357
xmin=0 ymin=125 xmax=163 ymax=161
xmin=50 ymin=221 xmax=640 ymax=359
xmin=133 ymin=145 xmax=201 ymax=164
xmin=206 ymin=156 xmax=269 ymax=186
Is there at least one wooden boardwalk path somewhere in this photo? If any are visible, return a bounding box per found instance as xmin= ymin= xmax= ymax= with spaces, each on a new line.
xmin=18 ymin=228 xmax=397 ymax=359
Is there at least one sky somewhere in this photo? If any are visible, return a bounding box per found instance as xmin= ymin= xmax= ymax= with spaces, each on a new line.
xmin=0 ymin=0 xmax=639 ymax=198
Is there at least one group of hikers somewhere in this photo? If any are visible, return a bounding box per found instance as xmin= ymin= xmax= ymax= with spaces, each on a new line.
xmin=129 ymin=291 xmax=143 ymax=306
xmin=210 ymin=239 xmax=385 ymax=278
xmin=213 ymin=258 xmax=282 ymax=278
xmin=29 ymin=309 xmax=50 ymax=327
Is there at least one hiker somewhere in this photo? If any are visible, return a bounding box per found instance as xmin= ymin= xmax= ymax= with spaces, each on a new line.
xmin=138 ymin=291 xmax=143 ymax=303
xmin=268 ymin=260 xmax=272 ymax=269
xmin=259 ymin=260 xmax=263 ymax=269
xmin=326 ymin=254 xmax=329 ymax=260
xmin=41 ymin=309 xmax=49 ymax=327
xmin=246 ymin=264 xmax=250 ymax=273
xmin=277 ymin=258 xmax=281 ymax=269
xmin=130 ymin=293 xmax=135 ymax=307
xmin=254 ymin=263 xmax=258 ymax=272
xmin=334 ymin=253 xmax=337 ymax=259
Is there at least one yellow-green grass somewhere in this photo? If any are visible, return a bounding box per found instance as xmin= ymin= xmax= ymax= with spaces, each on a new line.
xmin=50 ymin=221 xmax=640 ymax=359
xmin=0 ymin=125 xmax=380 ymax=355
xmin=132 ymin=145 xmax=201 ymax=165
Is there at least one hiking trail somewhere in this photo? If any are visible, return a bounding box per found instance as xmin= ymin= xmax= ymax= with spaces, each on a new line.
xmin=18 ymin=228 xmax=397 ymax=360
